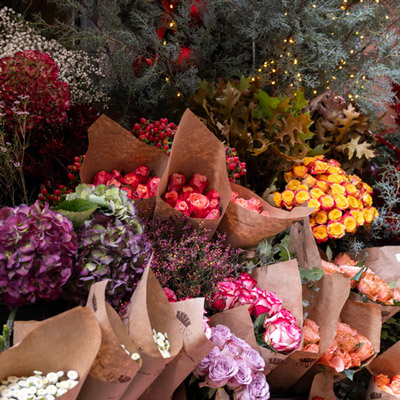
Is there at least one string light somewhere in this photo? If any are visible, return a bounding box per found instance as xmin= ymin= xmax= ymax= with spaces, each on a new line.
xmin=313 ymin=90 xmax=317 ymax=94
xmin=165 ymin=77 xmax=169 ymax=82
xmin=177 ymin=92 xmax=181 ymax=97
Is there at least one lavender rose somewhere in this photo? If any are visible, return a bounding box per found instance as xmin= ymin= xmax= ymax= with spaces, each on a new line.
xmin=204 ymin=355 xmax=239 ymax=388
xmin=227 ymin=359 xmax=253 ymax=389
xmin=235 ymin=372 xmax=270 ymax=400
xmin=240 ymin=347 xmax=265 ymax=372
xmin=211 ymin=324 xmax=232 ymax=347
xmin=194 ymin=346 xmax=220 ymax=377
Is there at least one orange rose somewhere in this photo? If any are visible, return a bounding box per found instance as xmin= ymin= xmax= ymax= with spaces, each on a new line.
xmin=293 ymin=165 xmax=308 ymax=178
xmin=361 ymin=182 xmax=373 ymax=194
xmin=328 ymin=208 xmax=342 ymax=221
xmin=321 ymin=259 xmax=342 ymax=274
xmin=342 ymin=214 xmax=357 ymax=234
xmin=312 ymin=160 xmax=329 ymax=174
xmin=327 ymin=347 xmax=353 ymax=372
xmin=390 ymin=376 xmax=400 ymax=394
xmin=284 ymin=171 xmax=294 ymax=183
xmin=393 ymin=288 xmax=400 ymax=302
xmin=334 ymin=253 xmax=358 ymax=266
xmin=286 ymin=179 xmax=301 ymax=191
xmin=327 ymin=174 xmax=344 ymax=184
xmin=353 ymin=333 xmax=374 ymax=362
xmin=349 ymin=174 xmax=362 ymax=186
xmin=308 ymin=198 xmax=321 ymax=214
xmin=302 ymin=343 xmax=320 ymax=353
xmin=350 ymin=209 xmax=364 ymax=226
xmin=320 ymin=195 xmax=335 ymax=211
xmin=309 ymin=216 xmax=316 ymax=227
xmin=303 ymin=318 xmax=320 ymax=345
xmin=336 ymin=322 xmax=359 ymax=352
xmin=310 ymin=187 xmax=325 ymax=200
xmin=362 ymin=208 xmax=374 ymax=224
xmin=318 ymin=174 xmax=329 ymax=182
xmin=374 ymin=374 xmax=391 ymax=388
xmin=295 ymin=189 xmax=311 ymax=205
xmin=362 ymin=193 xmax=373 ymax=208
xmin=315 ymin=210 xmax=328 ymax=225
xmin=344 ymin=183 xmax=358 ymax=197
xmin=348 ymin=195 xmax=359 ymax=209
xmin=327 ymin=221 xmax=346 ymax=239
xmin=303 ymin=156 xmax=322 ymax=166
xmin=273 ymin=192 xmax=282 ymax=207
xmin=334 ymin=195 xmax=350 ymax=210
xmin=357 ymin=199 xmax=364 ymax=210
xmin=312 ymin=225 xmax=328 ymax=242
xmin=282 ymin=189 xmax=295 ymax=207
xmin=314 ymin=180 xmax=330 ymax=193
xmin=327 ymin=166 xmax=343 ymax=175
xmin=331 ymin=183 xmax=346 ymax=197
xmin=298 ymin=184 xmax=309 ymax=191
xmin=302 ymin=174 xmax=317 ymax=188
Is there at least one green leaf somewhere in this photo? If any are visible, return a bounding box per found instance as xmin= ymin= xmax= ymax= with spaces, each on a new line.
xmin=350 ymin=265 xmax=367 ymax=282
xmin=300 ymin=267 xmax=324 ymax=283
xmin=215 ymin=388 xmax=230 ymax=400
xmin=343 ymin=369 xmax=356 ymax=381
xmin=388 ymin=280 xmax=397 ymax=289
xmin=381 ymin=329 xmax=388 ymax=339
xmin=208 ymin=388 xmax=217 ymax=399
xmin=56 ymin=199 xmax=99 ymax=228
xmin=307 ymin=143 xmax=328 ymax=157
xmin=255 ymin=90 xmax=280 ymax=119
xmin=237 ymin=75 xmax=252 ymax=92
xmin=254 ymin=312 xmax=268 ymax=331
xmin=292 ymin=88 xmax=308 ymax=114
xmin=326 ymin=245 xmax=333 ymax=262
xmin=297 ymin=131 xmax=315 ymax=141
xmin=0 ymin=336 xmax=4 ymax=354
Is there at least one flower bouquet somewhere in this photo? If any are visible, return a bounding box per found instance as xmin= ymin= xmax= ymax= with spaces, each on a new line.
xmin=80 ymin=114 xmax=169 ymax=217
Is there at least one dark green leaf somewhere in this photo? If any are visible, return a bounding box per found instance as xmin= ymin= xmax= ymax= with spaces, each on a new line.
xmin=255 ymin=90 xmax=280 ymax=119
xmin=56 ymin=199 xmax=99 ymax=228
xmin=350 ymin=265 xmax=367 ymax=282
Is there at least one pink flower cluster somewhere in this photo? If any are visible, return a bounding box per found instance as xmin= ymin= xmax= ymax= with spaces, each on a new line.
xmin=93 ymin=166 xmax=160 ymax=199
xmin=0 ymin=50 xmax=70 ymax=129
xmin=163 ymin=172 xmax=221 ymax=219
xmin=194 ymin=324 xmax=270 ymax=400
xmin=211 ymin=273 xmax=301 ymax=353
xmin=231 ymin=192 xmax=270 ymax=216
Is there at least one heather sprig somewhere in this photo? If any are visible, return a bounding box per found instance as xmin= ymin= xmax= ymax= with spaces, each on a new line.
xmin=144 ymin=217 xmax=242 ymax=309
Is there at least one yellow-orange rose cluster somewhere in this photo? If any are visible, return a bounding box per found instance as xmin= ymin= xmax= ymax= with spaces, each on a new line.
xmin=317 ymin=321 xmax=374 ymax=373
xmin=301 ymin=318 xmax=320 ymax=353
xmin=273 ymin=156 xmax=378 ymax=242
xmin=374 ymin=374 xmax=400 ymax=395
xmin=322 ymin=253 xmax=400 ymax=306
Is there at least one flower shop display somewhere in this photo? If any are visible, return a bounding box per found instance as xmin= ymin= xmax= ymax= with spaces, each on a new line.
xmin=0 ymin=201 xmax=78 ymax=308
xmin=374 ymin=375 xmax=400 ymax=397
xmin=0 ymin=369 xmax=79 ymax=399
xmin=77 ymin=281 xmax=142 ymax=400
xmin=1 ymin=307 xmax=101 ymax=400
xmin=273 ymin=155 xmax=379 ymax=242
xmin=154 ymin=109 xmax=231 ymax=237
xmin=191 ymin=324 xmax=270 ymax=400
xmin=218 ymin=182 xmax=313 ymax=248
xmin=121 ymin=263 xmax=183 ymax=400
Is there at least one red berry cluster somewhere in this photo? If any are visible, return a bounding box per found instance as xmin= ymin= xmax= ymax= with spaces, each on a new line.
xmin=131 ymin=118 xmax=177 ymax=153
xmin=225 ymin=146 xmax=247 ymax=182
xmin=67 ymin=155 xmax=86 ymax=183
xmin=38 ymin=182 xmax=73 ymax=205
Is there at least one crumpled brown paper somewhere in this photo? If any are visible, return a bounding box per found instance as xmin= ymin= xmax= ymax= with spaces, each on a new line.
xmin=3 ymin=307 xmax=101 ymax=400
xmin=307 ymin=372 xmax=336 ymax=400
xmin=218 ymin=183 xmax=314 ymax=248
xmin=121 ymin=260 xmax=183 ymax=400
xmin=154 ymin=109 xmax=231 ymax=238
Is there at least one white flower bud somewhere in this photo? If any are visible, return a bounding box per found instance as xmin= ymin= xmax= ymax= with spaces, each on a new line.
xmin=46 ymin=385 xmax=57 ymax=395
xmin=46 ymin=373 xmax=58 ymax=384
xmin=66 ymin=371 xmax=78 ymax=381
xmin=131 ymin=353 xmax=140 ymax=361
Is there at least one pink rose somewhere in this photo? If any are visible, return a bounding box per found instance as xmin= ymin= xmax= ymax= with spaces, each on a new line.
xmin=175 ymin=200 xmax=190 ymax=216
xmin=120 ymin=172 xmax=139 ymax=190
xmin=207 ymin=189 xmax=220 ymax=200
xmin=261 ymin=211 xmax=270 ymax=217
xmin=205 ymin=208 xmax=220 ymax=219
xmin=93 ymin=170 xmax=111 ymax=185
xmin=164 ymin=190 xmax=178 ymax=207
xmin=234 ymin=197 xmax=249 ymax=209
xmin=106 ymin=178 xmax=121 ymax=187
xmin=137 ymin=184 xmax=149 ymax=199
xmin=135 ymin=165 xmax=150 ymax=182
xmin=211 ymin=280 xmax=240 ymax=311
xmin=237 ymin=273 xmax=257 ymax=289
xmin=250 ymin=289 xmax=282 ymax=318
xmin=207 ymin=198 xmax=219 ymax=210
xmin=263 ymin=311 xmax=301 ymax=353
xmin=231 ymin=191 xmax=239 ymax=201
xmin=247 ymin=198 xmax=262 ymax=212
xmin=188 ymin=193 xmax=210 ymax=217
xmin=163 ymin=287 xmax=177 ymax=302
xmin=237 ymin=287 xmax=257 ymax=307
xmin=147 ymin=176 xmax=160 ymax=196
xmin=168 ymin=172 xmax=187 ymax=192
xmin=188 ymin=173 xmax=208 ymax=193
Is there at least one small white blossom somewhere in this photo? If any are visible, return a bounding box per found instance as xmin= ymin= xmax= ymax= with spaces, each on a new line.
xmin=66 ymin=371 xmax=78 ymax=381
xmin=131 ymin=353 xmax=140 ymax=361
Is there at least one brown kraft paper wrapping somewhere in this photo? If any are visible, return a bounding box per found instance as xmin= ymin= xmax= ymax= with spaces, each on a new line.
xmin=121 ymin=261 xmax=184 ymax=400
xmin=80 ymin=114 xmax=169 ymax=217
xmin=307 ymin=372 xmax=336 ymax=400
xmin=268 ymin=272 xmax=351 ymax=393
xmin=366 ymin=341 xmax=400 ymax=400
xmin=218 ymin=183 xmax=314 ymax=249
xmin=76 ymin=280 xmax=142 ymax=400
xmin=355 ymin=246 xmax=400 ymax=322
xmin=251 ymin=259 xmax=304 ymax=375
xmin=0 ymin=307 xmax=101 ymax=400
xmin=210 ymin=305 xmax=260 ymax=351
xmin=154 ymin=109 xmax=231 ymax=238
xmin=141 ymin=298 xmax=214 ymax=400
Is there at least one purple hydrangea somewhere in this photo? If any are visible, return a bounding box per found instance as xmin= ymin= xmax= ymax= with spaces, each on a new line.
xmin=0 ymin=201 xmax=77 ymax=308
xmin=70 ymin=213 xmax=151 ymax=307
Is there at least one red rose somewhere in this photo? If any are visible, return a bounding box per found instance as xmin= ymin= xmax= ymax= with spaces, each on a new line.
xmin=93 ymin=170 xmax=111 ymax=185
xmin=175 ymin=200 xmax=190 ymax=216
xmin=137 ymin=184 xmax=149 ymax=199
xmin=168 ymin=172 xmax=187 ymax=192
xmin=164 ymin=190 xmax=178 ymax=207
xmin=106 ymin=178 xmax=121 ymax=188
xmin=120 ymin=172 xmax=139 ymax=190
xmin=182 ymin=186 xmax=194 ymax=201
xmin=110 ymin=169 xmax=122 ymax=179
xmin=135 ymin=165 xmax=150 ymax=182
xmin=207 ymin=189 xmax=220 ymax=200
xmin=207 ymin=198 xmax=219 ymax=210
xmin=147 ymin=176 xmax=160 ymax=196
xmin=205 ymin=208 xmax=220 ymax=219
xmin=121 ymin=186 xmax=133 ymax=198
xmin=163 ymin=287 xmax=177 ymax=302
xmin=188 ymin=173 xmax=208 ymax=193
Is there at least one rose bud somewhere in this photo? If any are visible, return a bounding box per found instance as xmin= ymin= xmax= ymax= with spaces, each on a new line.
xmin=205 ymin=208 xmax=220 ymax=219
xmin=120 ymin=172 xmax=139 ymax=190
xmin=175 ymin=200 xmax=190 ymax=216
xmin=164 ymin=190 xmax=178 ymax=207
xmin=147 ymin=176 xmax=161 ymax=196
xmin=106 ymin=178 xmax=122 ymax=188
xmin=110 ymin=169 xmax=122 ymax=179
xmin=93 ymin=170 xmax=111 ymax=185
xmin=167 ymin=172 xmax=187 ymax=192
xmin=137 ymin=184 xmax=150 ymax=199
xmin=207 ymin=189 xmax=220 ymax=200
xmin=135 ymin=165 xmax=150 ymax=182
xmin=293 ymin=165 xmax=308 ymax=178
xmin=237 ymin=273 xmax=257 ymax=289
xmin=188 ymin=173 xmax=209 ymax=194
xmin=163 ymin=287 xmax=177 ymax=302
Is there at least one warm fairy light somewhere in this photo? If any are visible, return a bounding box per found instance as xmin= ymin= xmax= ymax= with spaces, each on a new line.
xmin=360 ymin=35 xmax=364 ymax=39
xmin=332 ymin=76 xmax=337 ymax=80
xmin=163 ymin=40 xmax=167 ymax=45
xmin=177 ymin=91 xmax=181 ymax=97
xmin=271 ymin=60 xmax=275 ymax=64
xmin=251 ymin=77 xmax=256 ymax=82
xmin=312 ymin=4 xmax=316 ymax=8
xmin=271 ymin=81 xmax=276 ymax=85
xmin=350 ymin=74 xmax=354 ymax=78
xmin=294 ymin=59 xmax=298 ymax=65
xmin=165 ymin=77 xmax=169 ymax=82
xmin=285 ymin=70 xmax=288 ymax=74
xmin=258 ymin=68 xmax=262 ymax=72
xmin=313 ymin=90 xmax=317 ymax=94
xmin=169 ymin=22 xmax=174 ymax=27
xmin=350 ymin=50 xmax=354 ymax=54
xmin=170 ymin=3 xmax=174 ymax=8
xmin=284 ymin=39 xmax=287 ymax=43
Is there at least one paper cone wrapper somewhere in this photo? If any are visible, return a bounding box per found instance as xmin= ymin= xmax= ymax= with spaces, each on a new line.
xmin=1 ymin=307 xmax=101 ymax=400
xmin=75 ymin=281 xmax=142 ymax=400
xmin=268 ymin=272 xmax=350 ymax=392
xmin=353 ymin=246 xmax=400 ymax=322
xmin=80 ymin=114 xmax=169 ymax=218
xmin=154 ymin=109 xmax=231 ymax=238
xmin=307 ymin=372 xmax=336 ymax=400
xmin=210 ymin=305 xmax=260 ymax=351
xmin=141 ymin=298 xmax=214 ymax=400
xmin=366 ymin=341 xmax=400 ymax=400
xmin=251 ymin=259 xmax=304 ymax=375
xmin=172 ymin=383 xmax=187 ymax=400
xmin=121 ymin=260 xmax=183 ymax=400
xmin=218 ymin=183 xmax=314 ymax=248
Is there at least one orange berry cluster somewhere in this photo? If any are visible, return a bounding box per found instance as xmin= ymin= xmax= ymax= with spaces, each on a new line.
xmin=273 ymin=156 xmax=378 ymax=242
